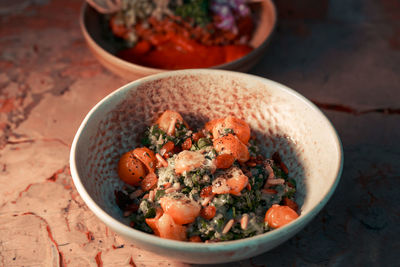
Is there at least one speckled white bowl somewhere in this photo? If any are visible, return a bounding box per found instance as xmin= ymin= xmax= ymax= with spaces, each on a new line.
xmin=70 ymin=69 xmax=343 ymax=264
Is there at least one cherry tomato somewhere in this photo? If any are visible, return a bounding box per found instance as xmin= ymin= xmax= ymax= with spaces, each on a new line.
xmin=215 ymin=154 xmax=235 ymax=169
xmin=265 ymin=204 xmax=299 ymax=229
xmin=189 ymin=236 xmax=202 ymax=242
xmin=283 ymin=197 xmax=298 ymax=212
xmin=117 ymin=151 xmax=147 ymax=186
xmin=140 ymin=172 xmax=158 ymax=192
xmin=132 ymin=147 xmax=156 ymax=173
xmin=200 ymin=205 xmax=216 ymax=220
xmin=200 ymin=186 xmax=214 ymax=198
xmin=192 ymin=131 xmax=205 ymax=142
xmin=181 ymin=138 xmax=192 ymax=150
xmin=160 ymin=141 xmax=175 ymax=157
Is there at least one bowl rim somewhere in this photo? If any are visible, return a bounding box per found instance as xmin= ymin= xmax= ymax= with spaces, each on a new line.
xmin=70 ymin=69 xmax=343 ymax=252
xmin=79 ymin=0 xmax=277 ymax=72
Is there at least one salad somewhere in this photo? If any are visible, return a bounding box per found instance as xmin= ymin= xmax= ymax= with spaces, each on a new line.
xmin=103 ymin=0 xmax=256 ymax=69
xmin=115 ymin=110 xmax=299 ymax=242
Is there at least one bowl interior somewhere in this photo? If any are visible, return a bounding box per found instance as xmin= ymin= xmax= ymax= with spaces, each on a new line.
xmin=73 ymin=70 xmax=342 ymax=230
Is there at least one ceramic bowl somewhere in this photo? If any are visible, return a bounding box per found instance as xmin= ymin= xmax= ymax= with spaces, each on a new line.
xmin=70 ymin=69 xmax=343 ymax=264
xmin=79 ymin=1 xmax=277 ymax=80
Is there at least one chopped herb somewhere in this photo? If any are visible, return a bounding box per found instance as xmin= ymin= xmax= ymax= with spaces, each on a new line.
xmin=197 ymin=137 xmax=212 ymax=148
xmin=144 ymin=207 xmax=156 ymax=218
xmin=130 ymin=213 xmax=152 ymax=233
xmin=288 ymin=179 xmax=297 ymax=187
xmin=272 ymin=165 xmax=288 ymax=180
xmin=181 ymin=187 xmax=191 ymax=194
xmin=175 ymin=0 xmax=211 ymax=27
xmin=223 ymin=128 xmax=234 ymax=134
xmin=155 ymin=189 xmax=166 ymax=201
xmin=285 ymin=187 xmax=296 ymax=199
xmin=216 ymin=217 xmax=225 ymax=228
xmin=141 ymin=136 xmax=151 ymax=146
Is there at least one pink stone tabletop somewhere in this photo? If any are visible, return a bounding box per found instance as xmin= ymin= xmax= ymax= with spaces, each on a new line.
xmin=1 ymin=0 xmax=399 ymax=266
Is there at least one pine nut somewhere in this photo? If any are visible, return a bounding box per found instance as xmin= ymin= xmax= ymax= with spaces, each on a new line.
xmin=222 ymin=219 xmax=235 ymax=234
xmin=241 ymin=214 xmax=249 ymax=230
xmin=156 ymin=153 xmax=168 ymax=167
xmin=130 ymin=189 xmax=143 ymax=199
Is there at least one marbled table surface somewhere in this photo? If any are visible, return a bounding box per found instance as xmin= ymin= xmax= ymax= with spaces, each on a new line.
xmin=1 ymin=0 xmax=399 ymax=266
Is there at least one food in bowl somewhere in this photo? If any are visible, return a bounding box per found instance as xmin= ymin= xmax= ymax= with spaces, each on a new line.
xmin=99 ymin=0 xmax=258 ymax=69
xmin=114 ymin=110 xmax=299 ymax=242
xmin=70 ymin=70 xmax=343 ymax=263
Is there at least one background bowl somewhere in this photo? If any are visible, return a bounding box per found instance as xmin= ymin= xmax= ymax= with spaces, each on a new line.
xmin=80 ymin=1 xmax=277 ymax=80
xmin=70 ymin=70 xmax=343 ymax=263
